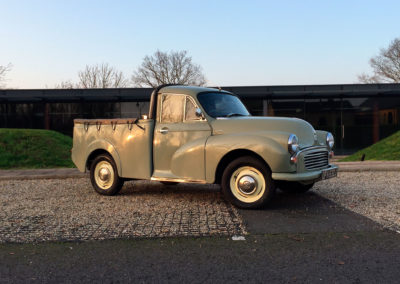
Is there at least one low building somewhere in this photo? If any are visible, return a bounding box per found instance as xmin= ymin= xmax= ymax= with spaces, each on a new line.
xmin=1 ymin=84 xmax=400 ymax=154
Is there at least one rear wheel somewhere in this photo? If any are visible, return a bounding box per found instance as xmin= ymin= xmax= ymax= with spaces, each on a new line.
xmin=221 ymin=156 xmax=275 ymax=209
xmin=90 ymin=154 xmax=124 ymax=195
xmin=277 ymin=181 xmax=314 ymax=194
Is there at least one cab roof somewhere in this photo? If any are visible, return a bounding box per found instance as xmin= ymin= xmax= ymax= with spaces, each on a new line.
xmin=159 ymin=85 xmax=232 ymax=97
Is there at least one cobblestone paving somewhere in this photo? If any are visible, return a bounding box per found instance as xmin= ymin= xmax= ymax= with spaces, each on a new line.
xmin=0 ymin=179 xmax=246 ymax=243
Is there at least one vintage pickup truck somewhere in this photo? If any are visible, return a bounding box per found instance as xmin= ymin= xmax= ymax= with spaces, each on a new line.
xmin=72 ymin=85 xmax=337 ymax=208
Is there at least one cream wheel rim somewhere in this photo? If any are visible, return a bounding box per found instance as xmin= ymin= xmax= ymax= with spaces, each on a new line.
xmin=230 ymin=166 xmax=266 ymax=203
xmin=94 ymin=161 xmax=114 ymax=190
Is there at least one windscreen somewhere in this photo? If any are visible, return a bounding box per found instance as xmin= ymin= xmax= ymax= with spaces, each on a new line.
xmin=197 ymin=92 xmax=250 ymax=118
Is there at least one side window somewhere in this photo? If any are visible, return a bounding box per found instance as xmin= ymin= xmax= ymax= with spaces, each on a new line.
xmin=185 ymin=97 xmax=201 ymax=121
xmin=160 ymin=94 xmax=184 ymax=123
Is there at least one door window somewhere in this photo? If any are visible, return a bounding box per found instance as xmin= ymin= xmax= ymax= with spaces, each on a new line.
xmin=160 ymin=94 xmax=184 ymax=123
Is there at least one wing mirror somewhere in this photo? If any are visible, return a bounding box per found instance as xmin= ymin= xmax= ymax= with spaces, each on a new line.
xmin=195 ymin=108 xmax=205 ymax=120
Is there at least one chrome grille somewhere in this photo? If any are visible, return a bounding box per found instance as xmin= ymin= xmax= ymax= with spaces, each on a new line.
xmin=304 ymin=151 xmax=329 ymax=170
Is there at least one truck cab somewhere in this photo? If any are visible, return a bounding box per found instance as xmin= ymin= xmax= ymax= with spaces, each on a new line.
xmin=72 ymin=85 xmax=337 ymax=209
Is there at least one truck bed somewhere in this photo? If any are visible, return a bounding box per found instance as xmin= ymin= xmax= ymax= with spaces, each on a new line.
xmin=74 ymin=118 xmax=141 ymax=126
xmin=72 ymin=118 xmax=154 ymax=179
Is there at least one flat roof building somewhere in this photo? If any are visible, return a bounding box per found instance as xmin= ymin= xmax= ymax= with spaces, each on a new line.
xmin=1 ymin=83 xmax=400 ymax=154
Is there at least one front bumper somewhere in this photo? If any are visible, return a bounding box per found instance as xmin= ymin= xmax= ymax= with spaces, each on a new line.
xmin=272 ymin=164 xmax=338 ymax=182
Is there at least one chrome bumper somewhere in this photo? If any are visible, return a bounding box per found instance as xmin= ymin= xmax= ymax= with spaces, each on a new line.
xmin=272 ymin=164 xmax=338 ymax=182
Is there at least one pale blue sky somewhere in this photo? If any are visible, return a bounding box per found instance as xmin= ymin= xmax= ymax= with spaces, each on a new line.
xmin=1 ymin=0 xmax=399 ymax=88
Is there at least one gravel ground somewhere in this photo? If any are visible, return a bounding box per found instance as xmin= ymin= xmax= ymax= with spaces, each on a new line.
xmin=0 ymin=179 xmax=245 ymax=243
xmin=314 ymin=171 xmax=400 ymax=232
xmin=1 ymin=172 xmax=399 ymax=243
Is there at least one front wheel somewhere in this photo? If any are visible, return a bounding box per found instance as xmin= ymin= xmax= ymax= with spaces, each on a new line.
xmin=277 ymin=181 xmax=314 ymax=194
xmin=221 ymin=156 xmax=275 ymax=209
xmin=90 ymin=154 xmax=124 ymax=196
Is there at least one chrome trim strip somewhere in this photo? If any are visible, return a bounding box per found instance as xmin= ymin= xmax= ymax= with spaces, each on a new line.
xmin=305 ymin=156 xmax=328 ymax=161
xmin=151 ymin=177 xmax=207 ymax=184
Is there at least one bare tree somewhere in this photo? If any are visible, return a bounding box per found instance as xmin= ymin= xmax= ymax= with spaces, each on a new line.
xmin=55 ymin=80 xmax=75 ymax=89
xmin=132 ymin=50 xmax=206 ymax=88
xmin=0 ymin=63 xmax=12 ymax=88
xmin=358 ymin=38 xmax=400 ymax=83
xmin=77 ymin=63 xmax=128 ymax=88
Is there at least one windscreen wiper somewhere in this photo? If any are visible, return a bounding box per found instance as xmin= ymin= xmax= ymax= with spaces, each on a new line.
xmin=225 ymin=113 xmax=248 ymax=117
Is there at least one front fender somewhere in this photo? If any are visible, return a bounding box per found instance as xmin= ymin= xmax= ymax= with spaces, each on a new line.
xmin=205 ymin=133 xmax=294 ymax=183
xmin=86 ymin=139 xmax=122 ymax=176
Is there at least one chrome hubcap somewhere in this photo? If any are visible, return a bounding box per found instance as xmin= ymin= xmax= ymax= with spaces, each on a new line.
xmin=94 ymin=161 xmax=114 ymax=190
xmin=99 ymin=167 xmax=111 ymax=182
xmin=230 ymin=166 xmax=266 ymax=203
xmin=238 ymin=175 xmax=257 ymax=194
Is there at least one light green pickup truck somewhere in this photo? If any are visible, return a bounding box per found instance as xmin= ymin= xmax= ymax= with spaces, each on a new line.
xmin=72 ymin=85 xmax=337 ymax=209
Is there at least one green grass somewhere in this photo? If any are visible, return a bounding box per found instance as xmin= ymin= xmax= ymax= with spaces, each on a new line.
xmin=0 ymin=129 xmax=75 ymax=169
xmin=340 ymin=130 xmax=400 ymax=161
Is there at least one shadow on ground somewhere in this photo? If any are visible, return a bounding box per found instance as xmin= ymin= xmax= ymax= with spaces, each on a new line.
xmin=123 ymin=181 xmax=382 ymax=235
xmin=119 ymin=180 xmax=221 ymax=195
xmin=240 ymin=189 xmax=382 ymax=234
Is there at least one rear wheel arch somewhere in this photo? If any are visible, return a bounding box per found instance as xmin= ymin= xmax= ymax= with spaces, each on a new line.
xmin=84 ymin=139 xmax=122 ymax=175
xmin=86 ymin=149 xmax=110 ymax=171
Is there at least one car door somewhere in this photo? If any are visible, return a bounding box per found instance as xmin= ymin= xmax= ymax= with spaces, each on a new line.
xmin=153 ymin=93 xmax=211 ymax=181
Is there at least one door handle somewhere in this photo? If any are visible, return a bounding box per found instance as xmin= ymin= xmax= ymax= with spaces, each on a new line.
xmin=159 ymin=127 xmax=169 ymax=134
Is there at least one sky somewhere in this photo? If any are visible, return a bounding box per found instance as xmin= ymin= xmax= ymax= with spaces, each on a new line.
xmin=1 ymin=0 xmax=400 ymax=89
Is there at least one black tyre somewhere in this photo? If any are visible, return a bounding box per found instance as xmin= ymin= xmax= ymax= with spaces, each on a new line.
xmin=160 ymin=181 xmax=179 ymax=186
xmin=90 ymin=154 xmax=124 ymax=196
xmin=221 ymin=156 xmax=275 ymax=209
xmin=277 ymin=181 xmax=314 ymax=194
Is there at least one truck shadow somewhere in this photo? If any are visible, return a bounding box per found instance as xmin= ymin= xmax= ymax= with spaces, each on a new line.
xmin=120 ymin=180 xmax=221 ymax=195
xmin=121 ymin=180 xmax=335 ymax=211
xmin=120 ymin=181 xmax=335 ymax=205
xmin=238 ymin=190 xmax=382 ymax=234
xmin=268 ymin=190 xmax=337 ymax=210
xmin=121 ymin=181 xmax=383 ymax=235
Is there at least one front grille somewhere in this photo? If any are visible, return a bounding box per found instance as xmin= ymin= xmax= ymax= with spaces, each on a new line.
xmin=304 ymin=151 xmax=329 ymax=170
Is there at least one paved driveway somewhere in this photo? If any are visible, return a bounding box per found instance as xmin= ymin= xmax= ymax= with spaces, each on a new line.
xmin=0 ymin=195 xmax=399 ymax=283
xmin=1 ymin=172 xmax=400 ymax=282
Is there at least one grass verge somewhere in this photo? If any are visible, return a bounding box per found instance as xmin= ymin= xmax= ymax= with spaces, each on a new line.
xmin=0 ymin=129 xmax=74 ymax=169
xmin=340 ymin=130 xmax=400 ymax=161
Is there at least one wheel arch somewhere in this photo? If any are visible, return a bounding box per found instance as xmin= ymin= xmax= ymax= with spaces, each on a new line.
xmin=86 ymin=149 xmax=111 ymax=171
xmin=205 ymin=133 xmax=293 ymax=183
xmin=214 ymin=149 xmax=271 ymax=185
xmin=85 ymin=140 xmax=122 ymax=176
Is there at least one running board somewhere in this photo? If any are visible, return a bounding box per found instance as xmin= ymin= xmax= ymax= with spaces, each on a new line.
xmin=151 ymin=177 xmax=207 ymax=184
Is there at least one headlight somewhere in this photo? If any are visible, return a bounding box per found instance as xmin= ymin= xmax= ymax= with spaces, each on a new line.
xmin=326 ymin=132 xmax=334 ymax=149
xmin=288 ymin=134 xmax=299 ymax=155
